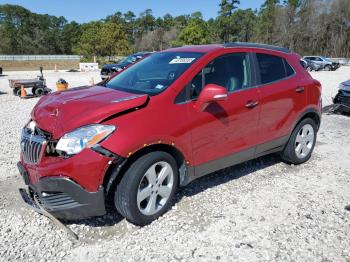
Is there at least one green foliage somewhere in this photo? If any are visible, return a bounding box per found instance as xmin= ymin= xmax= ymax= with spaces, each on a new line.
xmin=176 ymin=13 xmax=210 ymax=45
xmin=217 ymin=0 xmax=240 ymax=42
xmin=73 ymin=21 xmax=103 ymax=56
xmin=0 ymin=4 xmax=79 ymax=54
xmin=74 ymin=21 xmax=130 ymax=57
xmin=0 ymin=1 xmax=349 ymax=57
xmin=231 ymin=9 xmax=257 ymax=42
xmin=100 ymin=22 xmax=130 ymax=56
xmin=255 ymin=0 xmax=280 ymax=44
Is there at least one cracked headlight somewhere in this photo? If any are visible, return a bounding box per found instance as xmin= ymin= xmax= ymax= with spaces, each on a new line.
xmin=56 ymin=124 xmax=115 ymax=155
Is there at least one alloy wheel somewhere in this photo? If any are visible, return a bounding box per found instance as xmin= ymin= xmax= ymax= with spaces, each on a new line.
xmin=295 ymin=124 xmax=315 ymax=159
xmin=137 ymin=161 xmax=174 ymax=216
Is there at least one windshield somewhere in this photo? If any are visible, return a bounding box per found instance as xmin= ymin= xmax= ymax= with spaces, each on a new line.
xmin=119 ymin=55 xmax=136 ymax=64
xmin=106 ymin=52 xmax=204 ymax=95
xmin=321 ymin=56 xmax=332 ymax=62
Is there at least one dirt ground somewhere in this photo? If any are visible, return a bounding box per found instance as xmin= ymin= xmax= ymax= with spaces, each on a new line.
xmin=0 ymin=60 xmax=80 ymax=71
xmin=0 ymin=67 xmax=349 ymax=261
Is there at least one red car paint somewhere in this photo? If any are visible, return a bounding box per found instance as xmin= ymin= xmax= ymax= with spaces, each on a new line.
xmin=31 ymin=86 xmax=148 ymax=139
xmin=21 ymin=44 xmax=322 ymax=194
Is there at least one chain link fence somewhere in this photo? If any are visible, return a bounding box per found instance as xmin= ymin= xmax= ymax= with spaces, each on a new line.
xmin=0 ymin=55 xmax=81 ymax=61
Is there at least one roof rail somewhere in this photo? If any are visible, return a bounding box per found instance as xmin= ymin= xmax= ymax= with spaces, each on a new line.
xmin=224 ymin=42 xmax=291 ymax=54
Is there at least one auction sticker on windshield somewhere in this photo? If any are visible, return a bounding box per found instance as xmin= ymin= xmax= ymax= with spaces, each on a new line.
xmin=169 ymin=58 xmax=196 ymax=64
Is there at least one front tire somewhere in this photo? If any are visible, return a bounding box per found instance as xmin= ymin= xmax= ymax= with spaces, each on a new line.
xmin=281 ymin=118 xmax=317 ymax=165
xmin=114 ymin=151 xmax=178 ymax=226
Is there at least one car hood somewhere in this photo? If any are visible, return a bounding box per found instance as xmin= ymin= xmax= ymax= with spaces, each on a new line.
xmin=31 ymin=85 xmax=148 ymax=139
xmin=340 ymin=79 xmax=350 ymax=91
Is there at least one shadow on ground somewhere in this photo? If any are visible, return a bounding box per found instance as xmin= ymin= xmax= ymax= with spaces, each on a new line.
xmin=0 ymin=91 xmax=7 ymax=95
xmin=323 ymin=104 xmax=350 ymax=115
xmin=177 ymin=154 xmax=281 ymax=199
xmin=68 ymin=154 xmax=282 ymax=228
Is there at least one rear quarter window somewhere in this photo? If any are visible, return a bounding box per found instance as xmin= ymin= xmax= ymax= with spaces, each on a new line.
xmin=284 ymin=59 xmax=295 ymax=76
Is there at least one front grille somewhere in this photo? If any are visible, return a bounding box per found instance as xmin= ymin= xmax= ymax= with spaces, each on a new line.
xmin=21 ymin=130 xmax=47 ymax=164
xmin=40 ymin=192 xmax=80 ymax=210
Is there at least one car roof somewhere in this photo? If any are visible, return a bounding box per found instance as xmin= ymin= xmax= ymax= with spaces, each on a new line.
xmin=164 ymin=42 xmax=291 ymax=54
xmin=164 ymin=44 xmax=223 ymax=53
xmin=133 ymin=52 xmax=152 ymax=56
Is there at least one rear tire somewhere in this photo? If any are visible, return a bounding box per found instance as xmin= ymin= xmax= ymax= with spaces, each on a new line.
xmin=281 ymin=118 xmax=317 ymax=165
xmin=324 ymin=65 xmax=331 ymax=71
xmin=114 ymin=151 xmax=178 ymax=226
xmin=32 ymin=87 xmax=44 ymax=96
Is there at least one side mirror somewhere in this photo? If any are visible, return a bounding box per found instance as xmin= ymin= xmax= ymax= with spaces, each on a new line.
xmin=195 ymin=84 xmax=228 ymax=112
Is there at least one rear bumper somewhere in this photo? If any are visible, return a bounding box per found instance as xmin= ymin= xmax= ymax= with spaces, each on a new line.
xmin=18 ymin=167 xmax=106 ymax=220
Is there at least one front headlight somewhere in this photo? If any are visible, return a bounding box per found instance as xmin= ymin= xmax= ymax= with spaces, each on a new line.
xmin=56 ymin=124 xmax=115 ymax=155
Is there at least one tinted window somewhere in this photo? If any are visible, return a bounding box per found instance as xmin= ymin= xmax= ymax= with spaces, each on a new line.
xmin=284 ymin=60 xmax=295 ymax=76
xmin=300 ymin=59 xmax=307 ymax=69
xmin=106 ymin=52 xmax=203 ymax=95
xmin=256 ymin=53 xmax=294 ymax=84
xmin=190 ymin=53 xmax=251 ymax=99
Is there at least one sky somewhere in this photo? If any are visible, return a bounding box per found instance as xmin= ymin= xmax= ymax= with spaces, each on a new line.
xmin=0 ymin=0 xmax=265 ymax=23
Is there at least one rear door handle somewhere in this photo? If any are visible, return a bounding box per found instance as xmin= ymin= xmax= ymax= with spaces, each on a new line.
xmin=296 ymin=86 xmax=305 ymax=93
xmin=245 ymin=100 xmax=259 ymax=109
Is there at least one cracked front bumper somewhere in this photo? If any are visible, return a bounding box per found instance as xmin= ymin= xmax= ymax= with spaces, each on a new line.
xmin=18 ymin=163 xmax=106 ymax=220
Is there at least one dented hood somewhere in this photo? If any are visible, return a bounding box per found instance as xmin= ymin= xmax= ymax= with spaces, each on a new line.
xmin=31 ymin=85 xmax=148 ymax=139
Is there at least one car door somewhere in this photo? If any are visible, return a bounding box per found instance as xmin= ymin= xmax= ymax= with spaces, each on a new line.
xmin=184 ymin=52 xmax=261 ymax=177
xmin=313 ymin=57 xmax=324 ymax=66
xmin=253 ymin=52 xmax=307 ymax=156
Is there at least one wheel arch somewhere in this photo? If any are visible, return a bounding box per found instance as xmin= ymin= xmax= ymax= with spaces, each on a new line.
xmin=292 ymin=108 xmax=321 ymax=133
xmin=102 ymin=143 xmax=186 ymax=201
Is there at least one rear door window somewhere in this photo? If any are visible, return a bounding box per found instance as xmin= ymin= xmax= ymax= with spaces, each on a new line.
xmin=256 ymin=53 xmax=295 ymax=85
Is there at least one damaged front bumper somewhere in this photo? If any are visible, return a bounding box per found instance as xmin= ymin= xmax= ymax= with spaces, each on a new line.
xmin=333 ymin=89 xmax=350 ymax=113
xmin=18 ymin=161 xmax=106 ymax=220
xmin=19 ymin=187 xmax=79 ymax=240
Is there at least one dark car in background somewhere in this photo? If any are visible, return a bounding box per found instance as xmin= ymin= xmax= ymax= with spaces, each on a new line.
xmin=333 ymin=79 xmax=350 ymax=113
xmin=100 ymin=52 xmax=152 ymax=80
xmin=303 ymin=56 xmax=340 ymax=71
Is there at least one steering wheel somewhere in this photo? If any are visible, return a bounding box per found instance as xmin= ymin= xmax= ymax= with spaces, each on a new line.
xmin=167 ymin=71 xmax=176 ymax=81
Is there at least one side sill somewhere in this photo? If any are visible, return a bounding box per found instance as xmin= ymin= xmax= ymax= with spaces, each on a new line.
xmin=185 ymin=136 xmax=289 ymax=184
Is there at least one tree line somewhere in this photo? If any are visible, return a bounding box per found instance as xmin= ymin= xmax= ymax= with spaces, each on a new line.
xmin=0 ymin=0 xmax=349 ymax=58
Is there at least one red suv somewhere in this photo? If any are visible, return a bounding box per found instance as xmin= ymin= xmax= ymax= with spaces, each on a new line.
xmin=18 ymin=43 xmax=322 ymax=226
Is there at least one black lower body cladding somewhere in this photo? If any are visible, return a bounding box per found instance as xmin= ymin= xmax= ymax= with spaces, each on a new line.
xmin=26 ymin=176 xmax=106 ymax=220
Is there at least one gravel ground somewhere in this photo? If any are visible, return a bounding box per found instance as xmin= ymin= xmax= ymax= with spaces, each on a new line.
xmin=0 ymin=68 xmax=349 ymax=261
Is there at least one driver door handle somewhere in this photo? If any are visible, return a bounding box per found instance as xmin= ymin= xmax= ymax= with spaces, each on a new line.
xmin=245 ymin=100 xmax=259 ymax=109
xmin=296 ymin=86 xmax=305 ymax=93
